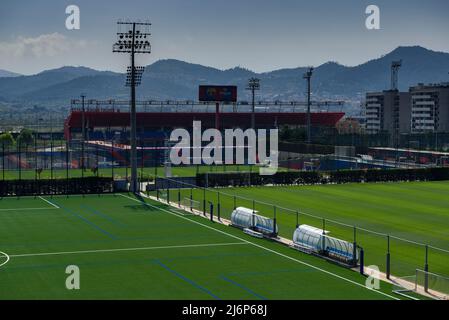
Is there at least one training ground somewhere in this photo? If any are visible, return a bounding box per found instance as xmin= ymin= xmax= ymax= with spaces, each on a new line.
xmin=2 ymin=180 xmax=448 ymax=299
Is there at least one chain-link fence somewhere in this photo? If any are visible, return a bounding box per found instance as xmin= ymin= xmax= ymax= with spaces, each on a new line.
xmin=145 ymin=176 xmax=449 ymax=283
xmin=2 ymin=134 xmax=448 ymax=282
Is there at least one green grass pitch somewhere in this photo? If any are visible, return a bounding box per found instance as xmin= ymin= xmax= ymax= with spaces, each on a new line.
xmin=169 ymin=181 xmax=449 ymax=279
xmin=0 ymin=194 xmax=401 ymax=300
xmin=1 ymin=164 xmax=294 ymax=180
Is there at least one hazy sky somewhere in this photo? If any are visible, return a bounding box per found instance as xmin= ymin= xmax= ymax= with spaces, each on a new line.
xmin=0 ymin=0 xmax=448 ymax=75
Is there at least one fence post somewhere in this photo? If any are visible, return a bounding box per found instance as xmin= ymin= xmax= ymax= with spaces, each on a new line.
xmin=273 ymin=205 xmax=277 ymax=237
xmin=424 ymin=245 xmax=429 ymax=293
xmin=1 ymin=143 xmax=4 ymax=182
xmin=296 ymin=210 xmax=299 ymax=228
xmin=233 ymin=195 xmax=236 ymax=210
xmin=178 ymin=189 xmax=181 ymax=207
xmin=415 ymin=269 xmax=418 ymax=291
xmin=353 ymin=226 xmax=357 ymax=267
xmin=217 ymin=192 xmax=221 ymax=221
xmin=66 ymin=141 xmax=69 ymax=197
xmin=322 ymin=219 xmax=326 ymax=252
xmin=111 ymin=138 xmax=115 ymax=187
xmin=154 ymin=159 xmax=158 ymax=178
xmin=386 ymin=235 xmax=391 ymax=280
xmin=146 ymin=175 xmax=150 ymax=197
xmin=166 ymin=186 xmax=170 ymax=204
xmin=190 ymin=188 xmax=193 ymax=211
xmin=209 ymin=201 xmax=214 ymax=222
xmin=203 ymin=188 xmax=206 ymax=216
xmin=49 ymin=138 xmax=53 ymax=183
xmin=360 ymin=248 xmax=365 ymax=275
xmin=18 ymin=141 xmax=22 ymax=181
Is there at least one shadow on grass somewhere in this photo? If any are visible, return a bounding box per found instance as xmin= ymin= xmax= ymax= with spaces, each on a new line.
xmin=123 ymin=204 xmax=161 ymax=212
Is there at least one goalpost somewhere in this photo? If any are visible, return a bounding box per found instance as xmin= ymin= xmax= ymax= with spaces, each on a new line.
xmin=416 ymin=269 xmax=449 ymax=299
xmin=392 ymin=269 xmax=449 ymax=300
xmin=392 ymin=275 xmax=418 ymax=299
xmin=157 ymin=190 xmax=169 ymax=203
xmin=154 ymin=189 xmax=198 ymax=214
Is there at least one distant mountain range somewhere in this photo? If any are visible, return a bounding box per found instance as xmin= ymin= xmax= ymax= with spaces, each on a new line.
xmin=1 ymin=46 xmax=449 ymax=112
xmin=0 ymin=69 xmax=21 ymax=78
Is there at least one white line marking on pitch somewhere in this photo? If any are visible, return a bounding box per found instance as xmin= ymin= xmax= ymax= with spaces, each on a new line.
xmin=8 ymin=242 xmax=247 ymax=258
xmin=0 ymin=207 xmax=57 ymax=212
xmin=38 ymin=196 xmax=60 ymax=209
xmin=0 ymin=251 xmax=10 ymax=268
xmin=394 ymin=291 xmax=420 ymax=301
xmin=120 ymin=194 xmax=400 ymax=301
xmin=10 ymin=194 xmax=117 ymax=199
xmin=169 ymin=209 xmax=191 ymax=216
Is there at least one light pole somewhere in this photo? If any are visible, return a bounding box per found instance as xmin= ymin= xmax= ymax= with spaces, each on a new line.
xmin=113 ymin=21 xmax=152 ymax=194
xmin=435 ymin=126 xmax=438 ymax=151
xmin=303 ymin=67 xmax=314 ymax=144
xmin=246 ymin=78 xmax=260 ymax=129
xmin=81 ymin=94 xmax=86 ymax=174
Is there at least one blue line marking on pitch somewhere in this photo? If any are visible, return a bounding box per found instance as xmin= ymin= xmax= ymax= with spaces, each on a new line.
xmin=80 ymin=204 xmax=127 ymax=227
xmin=220 ymin=275 xmax=267 ymax=300
xmin=53 ymin=201 xmax=117 ymax=240
xmin=154 ymin=260 xmax=221 ymax=300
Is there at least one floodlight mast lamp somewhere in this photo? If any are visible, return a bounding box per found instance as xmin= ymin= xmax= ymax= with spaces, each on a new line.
xmin=246 ymin=78 xmax=260 ymax=129
xmin=303 ymin=67 xmax=314 ymax=144
xmin=126 ymin=66 xmax=145 ymax=87
xmin=113 ymin=21 xmax=151 ymax=194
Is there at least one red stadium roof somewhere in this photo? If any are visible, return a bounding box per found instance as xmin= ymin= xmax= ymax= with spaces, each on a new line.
xmin=64 ymin=111 xmax=344 ymax=139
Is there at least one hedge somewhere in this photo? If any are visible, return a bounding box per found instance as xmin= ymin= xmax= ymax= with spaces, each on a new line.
xmin=0 ymin=177 xmax=114 ymax=197
xmin=196 ymin=167 xmax=449 ymax=187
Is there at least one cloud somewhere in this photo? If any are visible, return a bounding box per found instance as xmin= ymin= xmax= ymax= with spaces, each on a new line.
xmin=0 ymin=33 xmax=87 ymax=59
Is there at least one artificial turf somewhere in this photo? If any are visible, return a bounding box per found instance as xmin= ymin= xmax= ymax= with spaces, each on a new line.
xmin=0 ymin=164 xmax=293 ymax=180
xmin=0 ymin=194 xmax=399 ymax=300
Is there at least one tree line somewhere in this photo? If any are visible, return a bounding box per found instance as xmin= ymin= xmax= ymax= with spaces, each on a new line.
xmin=0 ymin=129 xmax=35 ymax=149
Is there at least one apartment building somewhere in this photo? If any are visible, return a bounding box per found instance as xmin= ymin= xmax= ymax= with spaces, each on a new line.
xmin=365 ymin=92 xmax=384 ymax=134
xmin=365 ymin=90 xmax=410 ymax=135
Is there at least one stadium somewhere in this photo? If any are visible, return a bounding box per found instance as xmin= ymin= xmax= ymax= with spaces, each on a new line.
xmin=2 ymin=88 xmax=448 ymax=302
xmin=1 ymin=1 xmax=449 ymax=316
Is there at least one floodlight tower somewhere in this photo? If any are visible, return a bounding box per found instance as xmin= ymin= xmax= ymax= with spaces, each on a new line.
xmin=391 ymin=60 xmax=402 ymax=91
xmin=391 ymin=60 xmax=402 ymax=163
xmin=303 ymin=67 xmax=314 ymax=144
xmin=113 ymin=21 xmax=151 ymax=194
xmin=246 ymin=78 xmax=260 ymax=129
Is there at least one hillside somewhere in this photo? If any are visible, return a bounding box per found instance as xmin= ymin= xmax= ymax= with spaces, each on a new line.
xmin=0 ymin=46 xmax=448 ymax=111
